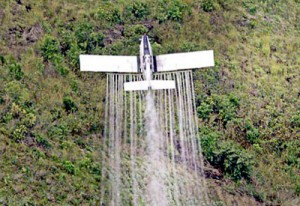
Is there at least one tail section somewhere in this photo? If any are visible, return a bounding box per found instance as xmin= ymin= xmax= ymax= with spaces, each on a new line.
xmin=124 ymin=80 xmax=175 ymax=91
xmin=150 ymin=80 xmax=175 ymax=90
xmin=124 ymin=81 xmax=148 ymax=91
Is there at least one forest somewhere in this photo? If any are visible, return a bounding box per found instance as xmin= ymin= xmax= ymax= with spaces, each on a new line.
xmin=0 ymin=0 xmax=299 ymax=205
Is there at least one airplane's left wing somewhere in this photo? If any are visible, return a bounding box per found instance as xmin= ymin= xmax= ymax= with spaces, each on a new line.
xmin=155 ymin=50 xmax=214 ymax=72
xmin=80 ymin=55 xmax=139 ymax=73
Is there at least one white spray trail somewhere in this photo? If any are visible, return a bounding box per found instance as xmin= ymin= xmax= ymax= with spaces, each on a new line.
xmin=144 ymin=91 xmax=168 ymax=206
xmin=101 ymin=71 xmax=209 ymax=206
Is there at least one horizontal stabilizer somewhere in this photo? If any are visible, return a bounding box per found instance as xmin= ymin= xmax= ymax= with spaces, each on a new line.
xmin=80 ymin=55 xmax=139 ymax=73
xmin=155 ymin=50 xmax=214 ymax=72
xmin=124 ymin=80 xmax=176 ymax=91
xmin=124 ymin=81 xmax=148 ymax=91
xmin=150 ymin=80 xmax=176 ymax=90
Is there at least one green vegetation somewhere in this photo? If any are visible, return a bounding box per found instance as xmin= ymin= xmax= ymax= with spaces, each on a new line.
xmin=201 ymin=0 xmax=216 ymax=12
xmin=200 ymin=127 xmax=254 ymax=181
xmin=125 ymin=1 xmax=150 ymax=20
xmin=0 ymin=0 xmax=299 ymax=205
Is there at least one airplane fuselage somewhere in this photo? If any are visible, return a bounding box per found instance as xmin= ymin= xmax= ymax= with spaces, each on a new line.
xmin=140 ymin=35 xmax=154 ymax=89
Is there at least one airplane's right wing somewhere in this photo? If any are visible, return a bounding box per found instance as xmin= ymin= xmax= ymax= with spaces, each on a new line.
xmin=80 ymin=55 xmax=139 ymax=73
xmin=155 ymin=50 xmax=214 ymax=72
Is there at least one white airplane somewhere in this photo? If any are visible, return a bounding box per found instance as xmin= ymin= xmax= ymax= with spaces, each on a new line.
xmin=80 ymin=35 xmax=214 ymax=91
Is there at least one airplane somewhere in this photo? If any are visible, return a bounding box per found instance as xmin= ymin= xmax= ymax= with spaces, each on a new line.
xmin=79 ymin=35 xmax=214 ymax=91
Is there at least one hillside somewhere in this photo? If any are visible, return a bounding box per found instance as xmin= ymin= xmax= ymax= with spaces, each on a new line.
xmin=0 ymin=0 xmax=299 ymax=205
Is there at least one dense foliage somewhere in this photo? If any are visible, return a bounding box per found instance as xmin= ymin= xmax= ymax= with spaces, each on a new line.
xmin=0 ymin=0 xmax=299 ymax=205
xmin=200 ymin=127 xmax=254 ymax=181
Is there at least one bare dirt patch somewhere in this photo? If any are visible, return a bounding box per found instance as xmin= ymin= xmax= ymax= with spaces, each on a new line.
xmin=22 ymin=23 xmax=43 ymax=44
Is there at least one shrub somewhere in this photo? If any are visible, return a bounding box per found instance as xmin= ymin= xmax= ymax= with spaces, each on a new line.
xmin=62 ymin=160 xmax=76 ymax=175
xmin=75 ymin=138 xmax=86 ymax=149
xmin=98 ymin=6 xmax=122 ymax=24
xmin=58 ymin=21 xmax=104 ymax=64
xmin=125 ymin=2 xmax=149 ymax=20
xmin=11 ymin=125 xmax=28 ymax=142
xmin=4 ymin=81 xmax=30 ymax=103
xmin=244 ymin=120 xmax=260 ymax=144
xmin=197 ymin=101 xmax=213 ymax=120
xmin=110 ymin=9 xmax=122 ymax=24
xmin=32 ymin=148 xmax=46 ymax=159
xmin=50 ymin=107 xmax=62 ymax=121
xmin=133 ymin=24 xmax=148 ymax=35
xmin=59 ymin=29 xmax=74 ymax=55
xmin=66 ymin=44 xmax=81 ymax=69
xmin=56 ymin=63 xmax=69 ymax=76
xmin=71 ymin=80 xmax=78 ymax=92
xmin=50 ymin=53 xmax=69 ymax=76
xmin=74 ymin=21 xmax=104 ymax=53
xmin=124 ymin=24 xmax=148 ymax=38
xmin=200 ymin=127 xmax=222 ymax=161
xmin=248 ymin=6 xmax=257 ymax=15
xmin=21 ymin=112 xmax=37 ymax=128
xmin=249 ymin=19 xmax=257 ymax=29
xmin=65 ymin=114 xmax=84 ymax=135
xmin=194 ymin=62 xmax=221 ymax=100
xmin=48 ymin=123 xmax=70 ymax=140
xmin=0 ymin=93 xmax=4 ymax=105
xmin=197 ymin=94 xmax=239 ymax=126
xmin=90 ymin=162 xmax=101 ymax=175
xmin=3 ymin=102 xmax=37 ymax=138
xmin=10 ymin=102 xmax=22 ymax=118
xmin=179 ymin=41 xmax=199 ymax=52
xmin=0 ymin=55 xmax=5 ymax=65
xmin=218 ymin=96 xmax=239 ymax=124
xmin=200 ymin=127 xmax=254 ymax=180
xmin=8 ymin=62 xmax=24 ymax=80
xmin=291 ymin=111 xmax=300 ymax=128
xmin=60 ymin=140 xmax=73 ymax=149
xmin=151 ymin=42 xmax=163 ymax=54
xmin=167 ymin=2 xmax=183 ymax=21
xmin=167 ymin=0 xmax=187 ymax=22
xmin=36 ymin=134 xmax=52 ymax=149
xmin=101 ymin=40 xmax=126 ymax=55
xmin=219 ymin=141 xmax=254 ymax=180
xmin=283 ymin=141 xmax=300 ymax=169
xmin=40 ymin=36 xmax=70 ymax=76
xmin=154 ymin=0 xmax=188 ymax=23
xmin=242 ymin=2 xmax=257 ymax=15
xmin=63 ymin=96 xmax=78 ymax=113
xmin=41 ymin=36 xmax=60 ymax=61
xmin=296 ymin=183 xmax=300 ymax=196
xmin=79 ymin=157 xmax=92 ymax=169
xmin=201 ymin=0 xmax=216 ymax=12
